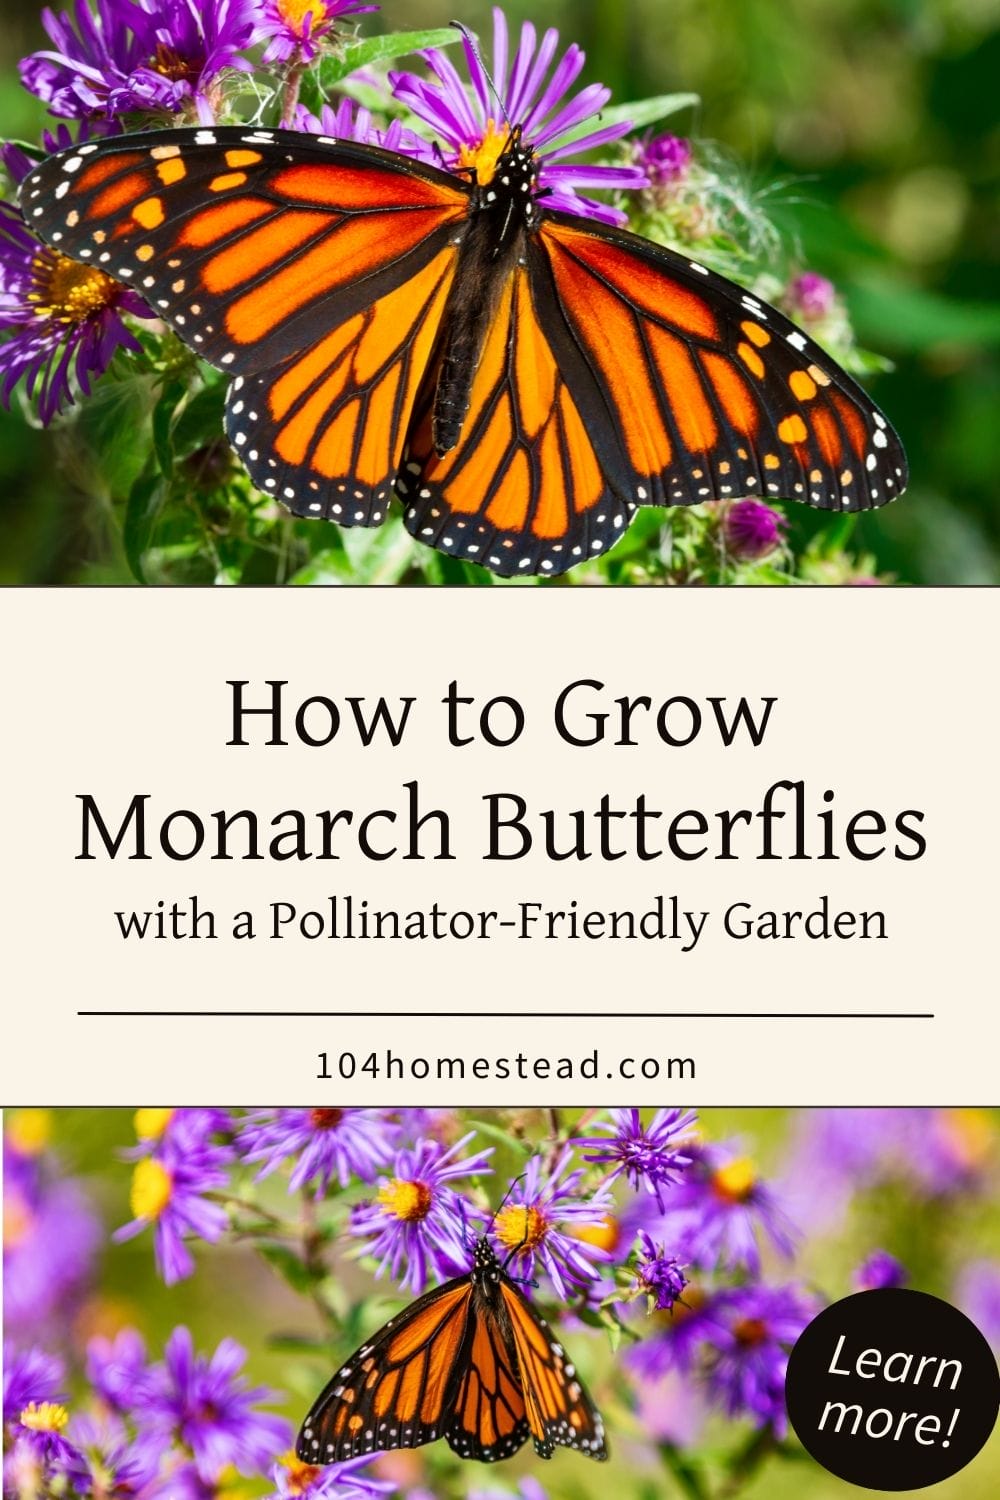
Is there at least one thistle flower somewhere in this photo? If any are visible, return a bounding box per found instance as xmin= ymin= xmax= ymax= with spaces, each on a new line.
xmin=854 ymin=1250 xmax=907 ymax=1291
xmin=486 ymin=1149 xmax=614 ymax=1299
xmin=785 ymin=270 xmax=837 ymax=322
xmin=651 ymin=1142 xmax=797 ymax=1274
xmin=389 ymin=6 xmax=648 ymax=224
xmin=350 ymin=1133 xmax=493 ymax=1294
xmin=703 ymin=1283 xmax=817 ymax=1435
xmin=723 ymin=498 xmax=788 ymax=562
xmin=576 ymin=1107 xmax=696 ymax=1209
xmin=636 ymin=132 xmax=692 ymax=187
xmin=268 ymin=1450 xmax=397 ymax=1499
xmin=133 ymin=1326 xmax=291 ymax=1482
xmin=20 ymin=0 xmax=260 ymax=125
xmin=235 ymin=1107 xmax=397 ymax=1195
xmin=1 ymin=142 xmax=150 ymax=426
xmin=259 ymin=0 xmax=378 ymax=67
xmin=294 ymin=98 xmax=425 ymax=157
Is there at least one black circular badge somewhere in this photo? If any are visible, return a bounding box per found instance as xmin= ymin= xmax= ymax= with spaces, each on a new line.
xmin=785 ymin=1288 xmax=999 ymax=1490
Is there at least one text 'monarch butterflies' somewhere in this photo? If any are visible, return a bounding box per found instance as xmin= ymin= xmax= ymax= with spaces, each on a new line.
xmin=20 ymin=121 xmax=908 ymax=577
xmin=296 ymin=1235 xmax=607 ymax=1465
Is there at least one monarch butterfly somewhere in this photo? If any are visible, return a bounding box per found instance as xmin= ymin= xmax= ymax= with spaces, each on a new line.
xmin=19 ymin=118 xmax=907 ymax=578
xmin=296 ymin=1235 xmax=607 ymax=1465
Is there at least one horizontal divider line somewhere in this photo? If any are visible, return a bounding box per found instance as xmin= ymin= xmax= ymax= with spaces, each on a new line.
xmin=77 ymin=1010 xmax=935 ymax=1019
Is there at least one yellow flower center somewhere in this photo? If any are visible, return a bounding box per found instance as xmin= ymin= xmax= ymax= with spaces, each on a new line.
xmin=378 ymin=1178 xmax=433 ymax=1222
xmin=150 ymin=42 xmax=199 ymax=84
xmin=7 ymin=1109 xmax=53 ymax=1156
xmin=494 ymin=1204 xmax=547 ymax=1253
xmin=278 ymin=1451 xmax=322 ymax=1494
xmin=130 ymin=1157 xmax=174 ymax=1220
xmin=458 ymin=120 xmax=512 ymax=187
xmin=134 ymin=1107 xmax=175 ymax=1142
xmin=3 ymin=1189 xmax=35 ymax=1251
xmin=939 ymin=1109 xmax=994 ymax=1171
xmin=28 ymin=247 xmax=119 ymax=326
xmin=20 ymin=1402 xmax=69 ymax=1434
xmin=572 ymin=1213 xmax=620 ymax=1253
xmin=278 ymin=0 xmax=329 ymax=33
xmin=711 ymin=1157 xmax=757 ymax=1203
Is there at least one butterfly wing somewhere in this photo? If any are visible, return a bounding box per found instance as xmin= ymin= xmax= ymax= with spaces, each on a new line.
xmin=499 ymin=1278 xmax=609 ymax=1461
xmin=21 ymin=127 xmax=468 ymax=525
xmin=398 ymin=261 xmax=635 ymax=576
xmin=534 ymin=213 xmax=907 ymax=516
xmin=297 ymin=1277 xmax=473 ymax=1464
xmin=444 ymin=1297 xmax=531 ymax=1462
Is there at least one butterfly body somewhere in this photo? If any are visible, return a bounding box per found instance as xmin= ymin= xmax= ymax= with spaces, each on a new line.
xmin=21 ymin=125 xmax=908 ymax=577
xmin=297 ymin=1235 xmax=608 ymax=1466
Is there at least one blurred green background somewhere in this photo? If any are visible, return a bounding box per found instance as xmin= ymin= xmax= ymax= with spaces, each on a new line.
xmin=1 ymin=0 xmax=998 ymax=582
xmin=13 ymin=1106 xmax=1000 ymax=1500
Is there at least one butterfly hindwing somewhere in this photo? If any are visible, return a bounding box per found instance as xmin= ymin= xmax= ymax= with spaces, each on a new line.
xmin=538 ymin=214 xmax=907 ymax=516
xmin=399 ymin=262 xmax=634 ymax=576
xmin=500 ymin=1279 xmax=609 ymax=1461
xmin=297 ymin=1278 xmax=472 ymax=1464
xmin=445 ymin=1300 xmax=531 ymax=1462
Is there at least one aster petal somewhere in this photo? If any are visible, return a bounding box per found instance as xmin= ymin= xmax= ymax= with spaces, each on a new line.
xmin=519 ymin=37 xmax=582 ymax=136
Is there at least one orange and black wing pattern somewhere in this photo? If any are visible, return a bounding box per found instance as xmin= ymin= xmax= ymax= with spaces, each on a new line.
xmin=445 ymin=1296 xmax=530 ymax=1462
xmin=535 ymin=214 xmax=907 ymax=520
xmin=499 ymin=1278 xmax=609 ymax=1461
xmin=399 ymin=261 xmax=634 ymax=576
xmin=21 ymin=127 xmax=468 ymax=525
xmin=297 ymin=1278 xmax=474 ymax=1464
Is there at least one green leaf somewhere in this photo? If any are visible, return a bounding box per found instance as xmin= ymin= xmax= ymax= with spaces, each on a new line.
xmin=848 ymin=276 xmax=1000 ymax=352
xmin=466 ymin=1120 xmax=533 ymax=1157
xmin=311 ymin=28 xmax=463 ymax=96
xmin=171 ymin=381 xmax=226 ymax=461
xmin=257 ymin=1241 xmax=322 ymax=1294
xmin=558 ymin=93 xmax=699 ymax=146
xmin=123 ymin=470 xmax=166 ymax=584
xmin=68 ymin=370 xmax=156 ymax=499
xmin=151 ymin=379 xmax=188 ymax=479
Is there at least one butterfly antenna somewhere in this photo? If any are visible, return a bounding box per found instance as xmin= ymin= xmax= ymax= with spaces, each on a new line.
xmin=450 ymin=21 xmax=516 ymax=139
xmin=483 ymin=1171 xmax=527 ymax=1237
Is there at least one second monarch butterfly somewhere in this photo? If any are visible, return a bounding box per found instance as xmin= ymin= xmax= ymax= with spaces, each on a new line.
xmin=19 ymin=31 xmax=907 ymax=578
xmin=296 ymin=1235 xmax=608 ymax=1465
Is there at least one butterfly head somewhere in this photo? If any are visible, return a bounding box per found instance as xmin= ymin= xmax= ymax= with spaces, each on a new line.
xmin=464 ymin=125 xmax=541 ymax=229
xmin=472 ymin=1234 xmax=503 ymax=1287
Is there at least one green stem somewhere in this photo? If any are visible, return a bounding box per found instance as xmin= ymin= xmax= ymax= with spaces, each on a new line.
xmin=659 ymin=1442 xmax=710 ymax=1500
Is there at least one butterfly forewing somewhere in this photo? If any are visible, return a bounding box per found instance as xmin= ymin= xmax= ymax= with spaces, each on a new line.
xmin=297 ymin=1278 xmax=473 ymax=1464
xmin=538 ymin=214 xmax=908 ymax=516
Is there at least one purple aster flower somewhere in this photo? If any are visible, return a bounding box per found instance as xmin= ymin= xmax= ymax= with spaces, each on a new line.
xmin=112 ymin=1130 xmax=232 ymax=1285
xmin=268 ymin=1450 xmax=397 ymax=1499
xmin=3 ymin=1133 xmax=102 ymax=1334
xmin=85 ymin=1326 xmax=152 ymax=1412
xmin=133 ymin=1326 xmax=291 ymax=1482
xmin=350 ymin=1132 xmax=493 ymax=1294
xmin=636 ymin=132 xmax=692 ymax=187
xmin=1 ymin=138 xmax=151 ymax=426
xmin=704 ymin=1282 xmax=817 ymax=1436
xmin=259 ymin=0 xmax=378 ymax=67
xmin=70 ymin=1410 xmax=166 ymax=1497
xmin=127 ymin=1106 xmax=233 ymax=1159
xmin=235 ymin=1108 xmax=397 ymax=1195
xmin=723 ymin=498 xmax=788 ymax=561
xmin=7 ymin=1400 xmax=87 ymax=1483
xmin=576 ymin=1107 xmax=696 ymax=1210
xmin=956 ymin=1260 xmax=1000 ymax=1349
xmin=651 ymin=1142 xmax=797 ymax=1275
xmin=3 ymin=1345 xmax=65 ymax=1424
xmin=389 ymin=7 xmax=648 ymax=225
xmin=20 ymin=0 xmax=260 ymax=126
xmin=854 ymin=1250 xmax=907 ymax=1291
xmin=294 ymin=98 xmax=425 ymax=157
xmin=486 ymin=1149 xmax=614 ymax=1299
xmin=785 ymin=270 xmax=837 ymax=322
xmin=631 ymin=1232 xmax=688 ymax=1313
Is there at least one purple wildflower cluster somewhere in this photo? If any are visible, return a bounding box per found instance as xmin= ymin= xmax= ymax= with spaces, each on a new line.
xmin=3 ymin=1323 xmax=358 ymax=1500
